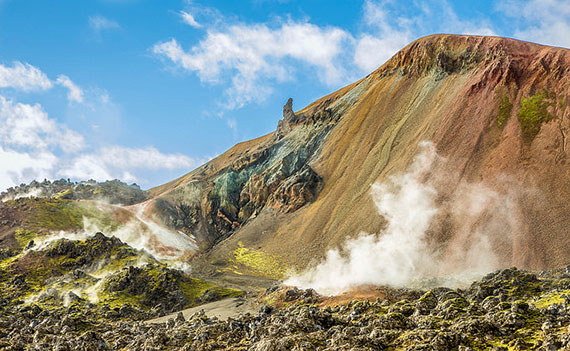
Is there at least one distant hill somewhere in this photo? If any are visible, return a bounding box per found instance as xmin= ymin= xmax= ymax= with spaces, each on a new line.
xmin=1 ymin=179 xmax=147 ymax=205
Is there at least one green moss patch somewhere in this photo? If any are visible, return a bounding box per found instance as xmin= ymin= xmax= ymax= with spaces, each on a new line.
xmin=3 ymin=198 xmax=121 ymax=235
xmin=0 ymin=232 xmax=242 ymax=316
xmin=533 ymin=290 xmax=570 ymax=309
xmin=14 ymin=229 xmax=38 ymax=249
xmin=497 ymin=94 xmax=513 ymax=128
xmin=100 ymin=264 xmax=243 ymax=311
xmin=179 ymin=278 xmax=243 ymax=304
xmin=230 ymin=242 xmax=287 ymax=279
xmin=518 ymin=90 xmax=555 ymax=141
xmin=25 ymin=199 xmax=85 ymax=231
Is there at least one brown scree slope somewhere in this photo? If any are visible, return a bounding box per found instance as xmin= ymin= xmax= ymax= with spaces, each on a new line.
xmin=149 ymin=34 xmax=570 ymax=275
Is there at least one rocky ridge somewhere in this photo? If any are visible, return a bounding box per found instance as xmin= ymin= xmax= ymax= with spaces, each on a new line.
xmin=151 ymin=95 xmax=335 ymax=248
xmin=0 ymin=179 xmax=147 ymax=206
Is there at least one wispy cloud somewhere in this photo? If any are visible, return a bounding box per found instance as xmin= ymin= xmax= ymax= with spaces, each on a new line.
xmin=353 ymin=0 xmax=496 ymax=72
xmin=0 ymin=95 xmax=199 ymax=190
xmin=180 ymin=10 xmax=201 ymax=28
xmin=0 ymin=97 xmax=85 ymax=153
xmin=0 ymin=61 xmax=87 ymax=105
xmin=152 ymin=1 xmax=502 ymax=110
xmin=496 ymin=0 xmax=570 ymax=48
xmin=152 ymin=0 xmax=566 ymax=111
xmin=56 ymin=75 xmax=84 ymax=104
xmin=59 ymin=146 xmax=197 ymax=184
xmin=0 ymin=62 xmax=199 ymax=191
xmin=89 ymin=15 xmax=120 ymax=32
xmin=0 ymin=147 xmax=57 ymax=191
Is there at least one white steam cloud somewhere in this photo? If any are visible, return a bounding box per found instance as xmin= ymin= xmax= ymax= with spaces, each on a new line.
xmin=29 ymin=201 xmax=198 ymax=263
xmin=286 ymin=142 xmax=517 ymax=295
xmin=1 ymin=186 xmax=43 ymax=202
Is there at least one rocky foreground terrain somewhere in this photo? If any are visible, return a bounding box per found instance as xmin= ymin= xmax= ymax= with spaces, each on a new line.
xmin=0 ymin=229 xmax=245 ymax=350
xmin=0 ymin=267 xmax=569 ymax=350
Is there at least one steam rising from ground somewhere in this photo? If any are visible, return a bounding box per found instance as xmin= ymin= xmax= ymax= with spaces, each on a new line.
xmin=286 ymin=142 xmax=518 ymax=295
xmin=1 ymin=187 xmax=43 ymax=201
xmin=30 ymin=201 xmax=198 ymax=264
xmin=23 ymin=202 xmax=198 ymax=305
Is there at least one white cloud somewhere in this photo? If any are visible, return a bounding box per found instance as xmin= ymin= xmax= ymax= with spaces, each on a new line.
xmin=152 ymin=0 xmax=569 ymax=112
xmin=354 ymin=34 xmax=410 ymax=72
xmin=0 ymin=62 xmax=86 ymax=104
xmin=0 ymin=147 xmax=57 ymax=191
xmin=353 ymin=0 xmax=497 ymax=73
xmin=0 ymin=62 xmax=53 ymax=92
xmin=0 ymin=95 xmax=197 ymax=191
xmin=180 ymin=11 xmax=201 ymax=28
xmin=153 ymin=21 xmax=350 ymax=108
xmin=89 ymin=15 xmax=120 ymax=32
xmin=153 ymin=1 xmax=502 ymax=109
xmin=226 ymin=118 xmax=238 ymax=137
xmin=56 ymin=75 xmax=84 ymax=103
xmin=96 ymin=146 xmax=196 ymax=170
xmin=0 ymin=142 xmax=198 ymax=191
xmin=59 ymin=146 xmax=197 ymax=183
xmin=497 ymin=0 xmax=570 ymax=48
xmin=226 ymin=118 xmax=237 ymax=131
xmin=0 ymin=97 xmax=85 ymax=153
xmin=58 ymin=154 xmax=126 ymax=183
xmin=352 ymin=1 xmax=412 ymax=72
xmin=362 ymin=0 xmax=403 ymax=34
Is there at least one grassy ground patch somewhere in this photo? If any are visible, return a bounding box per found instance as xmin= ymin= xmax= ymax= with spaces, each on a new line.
xmin=534 ymin=290 xmax=570 ymax=309
xmin=5 ymin=198 xmax=121 ymax=237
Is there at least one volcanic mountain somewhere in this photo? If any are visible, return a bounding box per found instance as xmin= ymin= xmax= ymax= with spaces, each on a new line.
xmin=146 ymin=34 xmax=569 ymax=279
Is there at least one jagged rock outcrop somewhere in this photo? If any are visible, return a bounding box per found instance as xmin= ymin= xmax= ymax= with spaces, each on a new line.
xmin=150 ymin=96 xmax=336 ymax=247
xmin=276 ymin=97 xmax=297 ymax=137
xmin=266 ymin=165 xmax=322 ymax=213
xmin=283 ymin=97 xmax=296 ymax=121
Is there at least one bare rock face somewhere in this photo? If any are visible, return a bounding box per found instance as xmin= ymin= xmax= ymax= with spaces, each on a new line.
xmin=152 ymin=97 xmax=333 ymax=247
xmin=267 ymin=165 xmax=322 ymax=213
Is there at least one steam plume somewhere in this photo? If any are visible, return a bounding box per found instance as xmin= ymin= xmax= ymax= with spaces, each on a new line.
xmin=30 ymin=201 xmax=198 ymax=263
xmin=286 ymin=142 xmax=516 ymax=295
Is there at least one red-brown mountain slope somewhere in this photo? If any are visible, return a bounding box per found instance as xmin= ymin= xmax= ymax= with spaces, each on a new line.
xmin=149 ymin=34 xmax=570 ymax=277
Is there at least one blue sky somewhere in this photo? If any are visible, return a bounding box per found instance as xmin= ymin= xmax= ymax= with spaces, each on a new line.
xmin=0 ymin=0 xmax=568 ymax=191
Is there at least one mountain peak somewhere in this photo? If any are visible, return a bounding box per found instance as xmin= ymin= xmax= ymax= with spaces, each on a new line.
xmin=377 ymin=34 xmax=570 ymax=82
